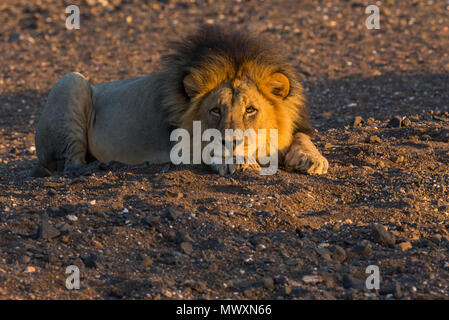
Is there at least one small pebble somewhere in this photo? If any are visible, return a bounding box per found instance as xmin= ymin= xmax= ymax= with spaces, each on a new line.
xmin=142 ymin=257 xmax=154 ymax=267
xmin=20 ymin=255 xmax=31 ymax=264
xmin=330 ymin=245 xmax=346 ymax=263
xmin=395 ymin=155 xmax=405 ymax=164
xmin=402 ymin=118 xmax=412 ymax=127
xmin=165 ymin=207 xmax=181 ymax=220
xmin=67 ymin=215 xmax=78 ymax=222
xmin=302 ymin=275 xmax=322 ymax=284
xmin=81 ymin=254 xmax=98 ymax=268
xmin=368 ymin=135 xmax=382 ymax=143
xmin=180 ymin=242 xmax=193 ymax=255
xmin=398 ymin=241 xmax=412 ymax=251
xmin=373 ymin=224 xmax=396 ymax=247
xmin=24 ymin=266 xmax=36 ymax=273
xmin=261 ymin=277 xmax=274 ymax=290
xmin=93 ymin=240 xmax=104 ymax=249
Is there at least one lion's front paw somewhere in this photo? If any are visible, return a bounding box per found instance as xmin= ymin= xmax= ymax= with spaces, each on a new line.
xmin=284 ymin=146 xmax=329 ymax=175
xmin=209 ymin=162 xmax=260 ymax=175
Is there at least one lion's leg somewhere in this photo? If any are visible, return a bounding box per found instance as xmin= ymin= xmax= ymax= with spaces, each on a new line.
xmin=283 ymin=132 xmax=328 ymax=175
xmin=33 ymin=72 xmax=93 ymax=177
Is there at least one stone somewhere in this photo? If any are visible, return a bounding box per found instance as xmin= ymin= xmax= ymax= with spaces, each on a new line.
xmin=176 ymin=231 xmax=193 ymax=243
xmin=261 ymin=277 xmax=274 ymax=290
xmin=43 ymin=181 xmax=65 ymax=188
xmin=47 ymin=205 xmax=77 ymax=217
xmin=398 ymin=241 xmax=412 ymax=251
xmin=8 ymin=34 xmax=22 ymax=42
xmin=402 ymin=118 xmax=412 ymax=127
xmin=373 ymin=224 xmax=396 ymax=247
xmin=19 ymin=255 xmax=31 ymax=264
xmin=273 ymin=275 xmax=288 ymax=285
xmin=143 ymin=216 xmax=160 ymax=228
xmin=67 ymin=215 xmax=78 ymax=222
xmin=302 ymin=275 xmax=322 ymax=284
xmin=243 ymin=289 xmax=253 ymax=298
xmin=165 ymin=207 xmax=181 ymax=220
xmin=284 ymin=259 xmax=299 ymax=266
xmin=342 ymin=274 xmax=365 ymax=290
xmin=380 ymin=281 xmax=402 ymax=298
xmin=295 ymin=228 xmax=304 ymax=238
xmin=353 ymin=116 xmax=364 ymax=128
xmin=395 ymin=155 xmax=405 ymax=164
xmin=430 ymin=235 xmax=442 ymax=245
xmin=368 ymin=135 xmax=382 ymax=143
xmin=316 ymin=247 xmax=332 ymax=261
xmin=208 ymin=263 xmax=218 ymax=271
xmin=110 ymin=202 xmax=124 ymax=211
xmin=93 ymin=240 xmax=104 ymax=249
xmin=376 ymin=160 xmax=385 ymax=169
xmin=81 ymin=254 xmax=98 ymax=268
xmin=37 ymin=219 xmax=61 ymax=240
xmin=330 ymin=245 xmax=346 ymax=263
xmin=180 ymin=242 xmax=193 ymax=255
xmin=352 ymin=243 xmax=372 ymax=256
xmin=245 ymin=22 xmax=267 ymax=34
xmin=388 ymin=116 xmax=403 ymax=127
xmin=249 ymin=236 xmax=271 ymax=248
xmin=24 ymin=266 xmax=36 ymax=273
xmin=48 ymin=255 xmax=59 ymax=264
xmin=142 ymin=257 xmax=154 ymax=267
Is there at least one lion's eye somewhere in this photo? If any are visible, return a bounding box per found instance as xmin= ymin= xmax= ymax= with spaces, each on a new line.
xmin=246 ymin=106 xmax=257 ymax=114
xmin=210 ymin=108 xmax=220 ymax=116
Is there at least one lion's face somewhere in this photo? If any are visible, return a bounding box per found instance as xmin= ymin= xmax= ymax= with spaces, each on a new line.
xmin=180 ymin=72 xmax=296 ymax=156
xmin=198 ymin=79 xmax=277 ymax=137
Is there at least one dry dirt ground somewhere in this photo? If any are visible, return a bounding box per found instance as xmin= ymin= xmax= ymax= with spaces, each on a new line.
xmin=1 ymin=0 xmax=449 ymax=300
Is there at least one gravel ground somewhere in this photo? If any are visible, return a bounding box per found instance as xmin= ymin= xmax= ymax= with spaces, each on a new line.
xmin=0 ymin=0 xmax=449 ymax=300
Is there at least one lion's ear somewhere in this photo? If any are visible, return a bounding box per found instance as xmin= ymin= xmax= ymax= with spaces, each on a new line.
xmin=183 ymin=74 xmax=198 ymax=99
xmin=266 ymin=72 xmax=290 ymax=98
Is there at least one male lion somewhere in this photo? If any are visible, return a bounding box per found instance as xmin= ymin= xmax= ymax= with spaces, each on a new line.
xmin=32 ymin=26 xmax=328 ymax=177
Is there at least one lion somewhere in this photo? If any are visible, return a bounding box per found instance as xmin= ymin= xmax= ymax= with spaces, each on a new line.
xmin=31 ymin=25 xmax=328 ymax=177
